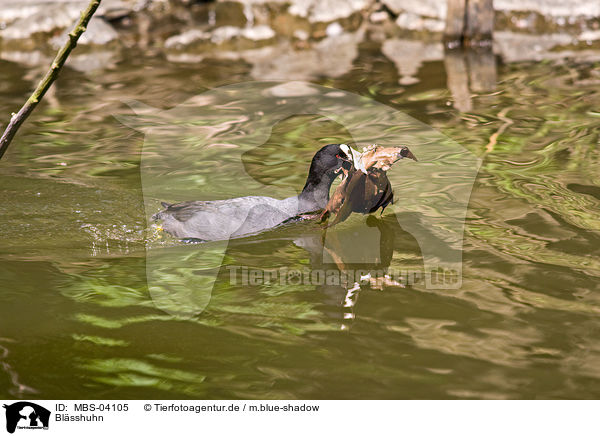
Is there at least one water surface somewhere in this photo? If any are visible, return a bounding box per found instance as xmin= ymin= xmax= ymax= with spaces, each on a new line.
xmin=0 ymin=43 xmax=599 ymax=399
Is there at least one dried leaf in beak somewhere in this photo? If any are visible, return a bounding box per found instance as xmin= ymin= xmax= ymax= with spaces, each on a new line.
xmin=320 ymin=145 xmax=417 ymax=227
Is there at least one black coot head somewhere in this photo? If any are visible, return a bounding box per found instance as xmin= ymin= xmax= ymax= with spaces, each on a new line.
xmin=310 ymin=143 xmax=352 ymax=175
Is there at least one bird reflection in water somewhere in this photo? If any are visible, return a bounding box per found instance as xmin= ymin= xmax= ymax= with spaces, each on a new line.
xmin=290 ymin=214 xmax=423 ymax=330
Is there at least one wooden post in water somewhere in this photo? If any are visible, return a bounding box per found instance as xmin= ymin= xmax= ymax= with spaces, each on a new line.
xmin=444 ymin=0 xmax=496 ymax=111
xmin=444 ymin=0 xmax=468 ymax=48
xmin=465 ymin=0 xmax=494 ymax=44
xmin=444 ymin=0 xmax=494 ymax=47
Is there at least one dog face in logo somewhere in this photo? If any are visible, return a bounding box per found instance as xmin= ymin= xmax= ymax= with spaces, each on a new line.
xmin=3 ymin=402 xmax=50 ymax=434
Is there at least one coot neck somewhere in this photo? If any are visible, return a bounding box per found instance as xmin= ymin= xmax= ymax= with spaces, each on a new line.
xmin=298 ymin=168 xmax=337 ymax=212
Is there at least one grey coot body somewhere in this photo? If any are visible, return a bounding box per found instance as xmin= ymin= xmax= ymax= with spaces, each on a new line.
xmin=152 ymin=143 xmax=351 ymax=241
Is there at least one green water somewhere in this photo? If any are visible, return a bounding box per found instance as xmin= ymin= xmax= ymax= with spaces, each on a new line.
xmin=0 ymin=45 xmax=599 ymax=399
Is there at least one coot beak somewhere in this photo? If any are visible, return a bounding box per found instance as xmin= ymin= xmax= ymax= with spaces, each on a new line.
xmin=334 ymin=156 xmax=352 ymax=181
xmin=335 ymin=144 xmax=353 ymax=173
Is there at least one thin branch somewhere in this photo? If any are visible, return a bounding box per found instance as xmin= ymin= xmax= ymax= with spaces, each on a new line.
xmin=485 ymin=107 xmax=513 ymax=153
xmin=0 ymin=0 xmax=102 ymax=160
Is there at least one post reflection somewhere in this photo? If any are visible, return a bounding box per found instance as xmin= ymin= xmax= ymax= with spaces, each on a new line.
xmin=444 ymin=46 xmax=497 ymax=111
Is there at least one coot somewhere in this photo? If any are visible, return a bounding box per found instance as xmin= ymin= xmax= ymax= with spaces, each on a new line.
xmin=153 ymin=143 xmax=351 ymax=241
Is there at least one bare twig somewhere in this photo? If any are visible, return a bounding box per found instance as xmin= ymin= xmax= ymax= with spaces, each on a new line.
xmin=0 ymin=0 xmax=102 ymax=160
xmin=486 ymin=107 xmax=513 ymax=153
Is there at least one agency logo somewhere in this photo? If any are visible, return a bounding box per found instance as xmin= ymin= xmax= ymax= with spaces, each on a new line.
xmin=117 ymin=80 xmax=480 ymax=318
xmin=3 ymin=402 xmax=50 ymax=434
